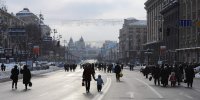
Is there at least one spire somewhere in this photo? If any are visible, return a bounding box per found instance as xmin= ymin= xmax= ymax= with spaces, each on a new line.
xmin=69 ymin=37 xmax=73 ymax=43
xmin=79 ymin=36 xmax=84 ymax=42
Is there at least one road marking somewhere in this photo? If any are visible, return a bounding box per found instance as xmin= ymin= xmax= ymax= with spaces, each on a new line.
xmin=179 ymin=92 xmax=193 ymax=99
xmin=184 ymin=94 xmax=193 ymax=99
xmin=135 ymin=78 xmax=164 ymax=99
xmin=92 ymin=77 xmax=112 ymax=100
xmin=195 ymin=89 xmax=200 ymax=93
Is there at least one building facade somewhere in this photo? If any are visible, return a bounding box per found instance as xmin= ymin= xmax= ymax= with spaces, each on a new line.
xmin=145 ymin=0 xmax=166 ymax=65
xmin=0 ymin=8 xmax=26 ymax=62
xmin=145 ymin=0 xmax=200 ymax=64
xmin=119 ymin=18 xmax=147 ymax=64
xmin=100 ymin=40 xmax=118 ymax=63
xmin=177 ymin=0 xmax=200 ymax=63
xmin=160 ymin=0 xmax=179 ymax=64
xmin=67 ymin=37 xmax=86 ymax=60
xmin=16 ymin=8 xmax=40 ymax=25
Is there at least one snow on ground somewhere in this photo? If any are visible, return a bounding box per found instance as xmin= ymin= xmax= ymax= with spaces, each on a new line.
xmin=195 ymin=72 xmax=200 ymax=78
xmin=0 ymin=63 xmax=20 ymax=71
xmin=0 ymin=65 xmax=60 ymax=80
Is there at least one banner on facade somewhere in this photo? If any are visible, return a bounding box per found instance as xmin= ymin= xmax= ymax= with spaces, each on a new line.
xmin=33 ymin=46 xmax=40 ymax=55
xmin=196 ymin=21 xmax=200 ymax=27
xmin=160 ymin=46 xmax=166 ymax=55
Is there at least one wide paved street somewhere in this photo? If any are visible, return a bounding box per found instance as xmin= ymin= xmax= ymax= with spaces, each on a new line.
xmin=0 ymin=67 xmax=200 ymax=100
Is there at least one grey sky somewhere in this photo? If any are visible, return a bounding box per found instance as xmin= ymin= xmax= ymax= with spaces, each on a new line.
xmin=5 ymin=0 xmax=146 ymax=43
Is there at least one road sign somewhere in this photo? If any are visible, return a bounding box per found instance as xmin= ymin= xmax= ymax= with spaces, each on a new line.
xmin=179 ymin=20 xmax=192 ymax=27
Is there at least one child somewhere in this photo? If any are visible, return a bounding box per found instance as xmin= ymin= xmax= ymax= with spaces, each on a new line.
xmin=169 ymin=72 xmax=176 ymax=87
xmin=96 ymin=74 xmax=104 ymax=92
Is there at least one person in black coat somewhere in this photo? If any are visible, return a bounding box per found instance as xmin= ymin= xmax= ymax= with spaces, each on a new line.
xmin=82 ymin=64 xmax=96 ymax=93
xmin=152 ymin=65 xmax=161 ymax=86
xmin=1 ymin=63 xmax=5 ymax=71
xmin=160 ymin=66 xmax=169 ymax=87
xmin=20 ymin=65 xmax=32 ymax=90
xmin=185 ymin=65 xmax=195 ymax=88
xmin=11 ymin=65 xmax=19 ymax=89
xmin=114 ymin=63 xmax=121 ymax=82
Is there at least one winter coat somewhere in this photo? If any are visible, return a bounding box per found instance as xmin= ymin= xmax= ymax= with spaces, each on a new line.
xmin=83 ymin=66 xmax=95 ymax=81
xmin=169 ymin=72 xmax=176 ymax=82
xmin=152 ymin=67 xmax=161 ymax=79
xmin=114 ymin=64 xmax=121 ymax=74
xmin=20 ymin=68 xmax=31 ymax=84
xmin=96 ymin=77 xmax=104 ymax=85
xmin=185 ymin=66 xmax=195 ymax=82
xmin=11 ymin=68 xmax=19 ymax=82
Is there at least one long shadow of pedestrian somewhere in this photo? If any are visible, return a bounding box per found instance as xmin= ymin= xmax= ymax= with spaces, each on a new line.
xmin=9 ymin=89 xmax=31 ymax=94
xmin=83 ymin=92 xmax=95 ymax=99
xmin=21 ymin=89 xmax=31 ymax=92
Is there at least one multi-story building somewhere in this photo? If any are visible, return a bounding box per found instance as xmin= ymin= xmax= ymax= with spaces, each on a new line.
xmin=67 ymin=37 xmax=86 ymax=60
xmin=85 ymin=45 xmax=100 ymax=59
xmin=16 ymin=8 xmax=52 ymax=58
xmin=100 ymin=40 xmax=118 ymax=63
xmin=160 ymin=0 xmax=179 ymax=64
xmin=0 ymin=8 xmax=26 ymax=61
xmin=145 ymin=0 xmax=165 ymax=65
xmin=16 ymin=8 xmax=40 ymax=25
xmin=177 ymin=0 xmax=200 ymax=63
xmin=119 ymin=18 xmax=147 ymax=64
xmin=145 ymin=0 xmax=200 ymax=64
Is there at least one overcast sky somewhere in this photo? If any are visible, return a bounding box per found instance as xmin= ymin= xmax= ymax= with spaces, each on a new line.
xmin=5 ymin=0 xmax=146 ymax=43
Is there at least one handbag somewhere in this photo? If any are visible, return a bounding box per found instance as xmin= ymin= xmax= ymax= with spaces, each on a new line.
xmin=10 ymin=75 xmax=13 ymax=80
xmin=29 ymin=82 xmax=32 ymax=87
xmin=149 ymin=76 xmax=152 ymax=81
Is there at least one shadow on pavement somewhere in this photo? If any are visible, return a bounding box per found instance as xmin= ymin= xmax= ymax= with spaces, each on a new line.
xmin=83 ymin=92 xmax=95 ymax=99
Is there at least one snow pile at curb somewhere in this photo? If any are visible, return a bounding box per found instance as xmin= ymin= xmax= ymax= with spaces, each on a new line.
xmin=0 ymin=66 xmax=60 ymax=80
xmin=134 ymin=66 xmax=145 ymax=70
xmin=195 ymin=73 xmax=200 ymax=78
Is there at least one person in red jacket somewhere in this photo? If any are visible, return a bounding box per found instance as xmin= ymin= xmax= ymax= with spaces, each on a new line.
xmin=169 ymin=72 xmax=176 ymax=87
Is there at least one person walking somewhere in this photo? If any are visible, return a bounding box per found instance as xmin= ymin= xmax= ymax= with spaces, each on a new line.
xmin=82 ymin=63 xmax=96 ymax=93
xmin=11 ymin=65 xmax=19 ymax=89
xmin=1 ymin=63 xmax=5 ymax=71
xmin=114 ymin=63 xmax=121 ymax=82
xmin=152 ymin=65 xmax=161 ymax=86
xmin=96 ymin=74 xmax=104 ymax=92
xmin=160 ymin=66 xmax=168 ymax=87
xmin=174 ymin=65 xmax=181 ymax=85
xmin=20 ymin=65 xmax=32 ymax=90
xmin=185 ymin=65 xmax=195 ymax=88
xmin=169 ymin=72 xmax=176 ymax=87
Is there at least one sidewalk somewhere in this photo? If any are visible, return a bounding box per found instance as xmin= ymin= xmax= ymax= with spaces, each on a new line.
xmin=0 ymin=66 xmax=60 ymax=82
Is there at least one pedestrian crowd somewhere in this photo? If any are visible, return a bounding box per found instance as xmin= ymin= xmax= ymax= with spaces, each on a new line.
xmin=64 ymin=63 xmax=77 ymax=72
xmin=141 ymin=63 xmax=195 ymax=88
